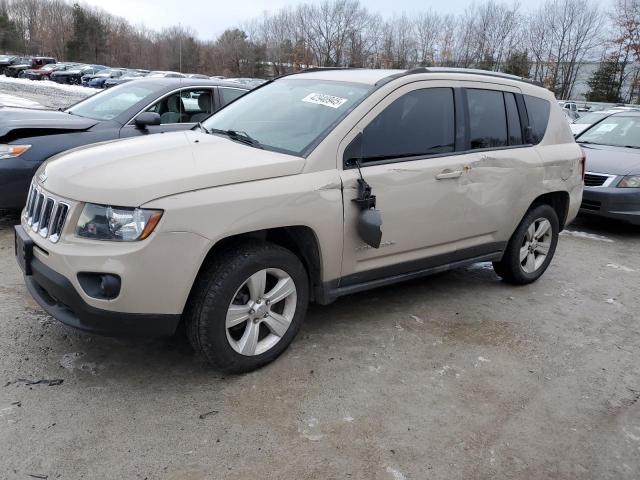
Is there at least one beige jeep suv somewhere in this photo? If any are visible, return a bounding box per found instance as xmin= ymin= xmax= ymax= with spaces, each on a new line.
xmin=15 ymin=68 xmax=583 ymax=373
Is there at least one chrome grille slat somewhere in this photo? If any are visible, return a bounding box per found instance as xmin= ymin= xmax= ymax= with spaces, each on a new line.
xmin=49 ymin=203 xmax=68 ymax=243
xmin=38 ymin=198 xmax=55 ymax=237
xmin=23 ymin=182 xmax=70 ymax=244
xmin=31 ymin=192 xmax=45 ymax=231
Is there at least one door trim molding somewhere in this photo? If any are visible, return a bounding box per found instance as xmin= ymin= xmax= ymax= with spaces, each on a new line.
xmin=316 ymin=241 xmax=506 ymax=304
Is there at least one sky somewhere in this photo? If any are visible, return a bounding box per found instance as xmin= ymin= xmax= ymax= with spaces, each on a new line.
xmin=81 ymin=0 xmax=546 ymax=40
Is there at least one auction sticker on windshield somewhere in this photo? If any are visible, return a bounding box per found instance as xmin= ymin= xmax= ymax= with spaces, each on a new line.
xmin=594 ymin=123 xmax=617 ymax=133
xmin=302 ymin=93 xmax=348 ymax=109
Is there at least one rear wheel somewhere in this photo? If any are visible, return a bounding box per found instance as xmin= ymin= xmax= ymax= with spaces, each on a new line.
xmin=493 ymin=204 xmax=559 ymax=285
xmin=185 ymin=241 xmax=309 ymax=374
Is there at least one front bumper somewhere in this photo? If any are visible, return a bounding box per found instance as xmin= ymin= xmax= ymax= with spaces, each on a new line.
xmin=580 ymin=186 xmax=640 ymax=225
xmin=25 ymin=253 xmax=180 ymax=336
xmin=0 ymin=158 xmax=37 ymax=210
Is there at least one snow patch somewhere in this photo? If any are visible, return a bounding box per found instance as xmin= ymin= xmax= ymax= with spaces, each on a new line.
xmin=386 ymin=466 xmax=407 ymax=480
xmin=560 ymin=230 xmax=614 ymax=243
xmin=0 ymin=74 xmax=95 ymax=96
xmin=606 ymin=263 xmax=635 ymax=272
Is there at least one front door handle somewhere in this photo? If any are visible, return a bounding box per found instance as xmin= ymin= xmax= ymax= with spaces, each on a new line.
xmin=435 ymin=169 xmax=463 ymax=180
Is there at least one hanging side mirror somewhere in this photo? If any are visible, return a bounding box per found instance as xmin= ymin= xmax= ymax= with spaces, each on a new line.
xmin=345 ymin=133 xmax=383 ymax=249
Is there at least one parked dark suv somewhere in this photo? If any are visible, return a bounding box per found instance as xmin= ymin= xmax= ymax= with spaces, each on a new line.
xmin=0 ymin=55 xmax=19 ymax=75
xmin=5 ymin=57 xmax=56 ymax=78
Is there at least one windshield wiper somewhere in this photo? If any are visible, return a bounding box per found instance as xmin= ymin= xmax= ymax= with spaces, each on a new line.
xmin=209 ymin=128 xmax=263 ymax=149
xmin=196 ymin=122 xmax=210 ymax=134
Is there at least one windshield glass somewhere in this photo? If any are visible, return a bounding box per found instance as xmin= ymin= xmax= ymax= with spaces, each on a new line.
xmin=67 ymin=83 xmax=154 ymax=121
xmin=574 ymin=112 xmax=608 ymax=125
xmin=203 ymin=79 xmax=372 ymax=155
xmin=578 ymin=116 xmax=640 ymax=148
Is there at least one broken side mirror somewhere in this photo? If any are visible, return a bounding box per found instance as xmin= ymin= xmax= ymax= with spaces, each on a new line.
xmin=345 ymin=133 xmax=383 ymax=249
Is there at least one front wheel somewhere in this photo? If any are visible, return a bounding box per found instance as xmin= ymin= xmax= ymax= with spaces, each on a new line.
xmin=493 ymin=204 xmax=559 ymax=285
xmin=185 ymin=241 xmax=309 ymax=374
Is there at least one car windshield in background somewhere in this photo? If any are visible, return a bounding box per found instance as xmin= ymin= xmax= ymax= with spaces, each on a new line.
xmin=203 ymin=79 xmax=372 ymax=155
xmin=578 ymin=116 xmax=640 ymax=148
xmin=573 ymin=112 xmax=608 ymax=125
xmin=66 ymin=84 xmax=154 ymax=121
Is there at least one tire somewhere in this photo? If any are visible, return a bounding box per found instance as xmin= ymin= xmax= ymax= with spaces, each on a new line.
xmin=493 ymin=204 xmax=559 ymax=285
xmin=185 ymin=241 xmax=309 ymax=374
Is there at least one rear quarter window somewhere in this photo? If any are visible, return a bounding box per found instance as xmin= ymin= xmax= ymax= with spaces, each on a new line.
xmin=524 ymin=95 xmax=551 ymax=144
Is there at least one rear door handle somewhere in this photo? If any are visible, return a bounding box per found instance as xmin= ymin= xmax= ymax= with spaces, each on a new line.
xmin=435 ymin=169 xmax=463 ymax=180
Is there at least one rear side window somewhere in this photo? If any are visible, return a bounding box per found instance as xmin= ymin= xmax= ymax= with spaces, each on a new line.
xmin=361 ymin=87 xmax=455 ymax=162
xmin=523 ymin=95 xmax=550 ymax=144
xmin=467 ymin=89 xmax=508 ymax=149
xmin=504 ymin=92 xmax=523 ymax=145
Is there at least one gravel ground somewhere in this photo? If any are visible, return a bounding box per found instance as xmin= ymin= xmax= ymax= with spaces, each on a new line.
xmin=0 ymin=209 xmax=639 ymax=480
xmin=0 ymin=76 xmax=93 ymax=109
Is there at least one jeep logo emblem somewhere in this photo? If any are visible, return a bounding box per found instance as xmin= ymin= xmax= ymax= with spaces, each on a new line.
xmin=38 ymin=173 xmax=47 ymax=184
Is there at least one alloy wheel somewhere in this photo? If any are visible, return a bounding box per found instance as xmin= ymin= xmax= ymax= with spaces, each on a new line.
xmin=520 ymin=217 xmax=552 ymax=274
xmin=225 ymin=268 xmax=297 ymax=356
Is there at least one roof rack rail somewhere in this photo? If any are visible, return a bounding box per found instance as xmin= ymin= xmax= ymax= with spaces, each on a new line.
xmin=272 ymin=66 xmax=355 ymax=81
xmin=375 ymin=67 xmax=542 ymax=88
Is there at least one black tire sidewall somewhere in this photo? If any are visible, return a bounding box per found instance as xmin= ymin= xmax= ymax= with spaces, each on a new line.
xmin=193 ymin=244 xmax=309 ymax=373
xmin=503 ymin=204 xmax=559 ymax=284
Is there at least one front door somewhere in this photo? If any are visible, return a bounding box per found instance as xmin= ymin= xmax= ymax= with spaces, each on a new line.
xmin=338 ymin=81 xmax=525 ymax=285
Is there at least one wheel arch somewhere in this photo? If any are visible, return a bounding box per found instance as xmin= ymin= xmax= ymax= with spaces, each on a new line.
xmin=529 ymin=191 xmax=570 ymax=231
xmin=188 ymin=226 xmax=324 ymax=306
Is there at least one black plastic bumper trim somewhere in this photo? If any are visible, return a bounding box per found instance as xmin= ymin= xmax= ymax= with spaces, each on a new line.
xmin=25 ymin=256 xmax=180 ymax=337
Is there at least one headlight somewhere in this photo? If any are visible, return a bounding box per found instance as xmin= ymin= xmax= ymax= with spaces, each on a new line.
xmin=618 ymin=175 xmax=640 ymax=188
xmin=0 ymin=144 xmax=31 ymax=159
xmin=76 ymin=204 xmax=163 ymax=241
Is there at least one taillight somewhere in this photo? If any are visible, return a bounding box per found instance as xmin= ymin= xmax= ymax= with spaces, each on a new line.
xmin=579 ymin=147 xmax=586 ymax=182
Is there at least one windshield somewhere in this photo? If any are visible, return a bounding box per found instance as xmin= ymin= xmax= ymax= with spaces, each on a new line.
xmin=574 ymin=112 xmax=607 ymax=125
xmin=66 ymin=83 xmax=155 ymax=121
xmin=203 ymin=79 xmax=372 ymax=155
xmin=578 ymin=116 xmax=640 ymax=148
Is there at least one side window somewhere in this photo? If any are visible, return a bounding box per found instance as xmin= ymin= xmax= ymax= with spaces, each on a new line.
xmin=145 ymin=89 xmax=213 ymax=124
xmin=219 ymin=87 xmax=247 ymax=107
xmin=467 ymin=89 xmax=508 ymax=149
xmin=523 ymin=95 xmax=551 ymax=144
xmin=504 ymin=92 xmax=523 ymax=145
xmin=360 ymin=87 xmax=455 ymax=162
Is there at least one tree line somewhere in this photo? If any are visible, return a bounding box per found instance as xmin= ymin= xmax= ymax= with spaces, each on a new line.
xmin=1 ymin=0 xmax=640 ymax=101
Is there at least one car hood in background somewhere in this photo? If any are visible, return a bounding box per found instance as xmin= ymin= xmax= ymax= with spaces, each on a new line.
xmin=570 ymin=124 xmax=590 ymax=136
xmin=0 ymin=95 xmax=45 ymax=110
xmin=581 ymin=143 xmax=640 ymax=175
xmin=38 ymin=130 xmax=305 ymax=206
xmin=0 ymin=108 xmax=99 ymax=138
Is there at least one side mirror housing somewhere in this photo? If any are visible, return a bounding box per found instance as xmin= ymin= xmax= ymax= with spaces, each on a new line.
xmin=134 ymin=112 xmax=161 ymax=129
xmin=357 ymin=208 xmax=383 ymax=249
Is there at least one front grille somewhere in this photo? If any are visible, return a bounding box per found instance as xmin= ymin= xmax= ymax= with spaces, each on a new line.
xmin=584 ymin=173 xmax=610 ymax=187
xmin=581 ymin=199 xmax=601 ymax=211
xmin=24 ymin=183 xmax=70 ymax=243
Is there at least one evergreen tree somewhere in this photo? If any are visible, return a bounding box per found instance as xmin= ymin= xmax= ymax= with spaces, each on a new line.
xmin=586 ymin=56 xmax=622 ymax=103
xmin=0 ymin=5 xmax=20 ymax=52
xmin=503 ymin=51 xmax=530 ymax=78
xmin=65 ymin=3 xmax=106 ymax=63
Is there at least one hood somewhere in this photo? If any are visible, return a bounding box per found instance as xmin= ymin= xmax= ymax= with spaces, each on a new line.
xmin=39 ymin=130 xmax=305 ymax=206
xmin=0 ymin=108 xmax=99 ymax=139
xmin=581 ymin=143 xmax=640 ymax=175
